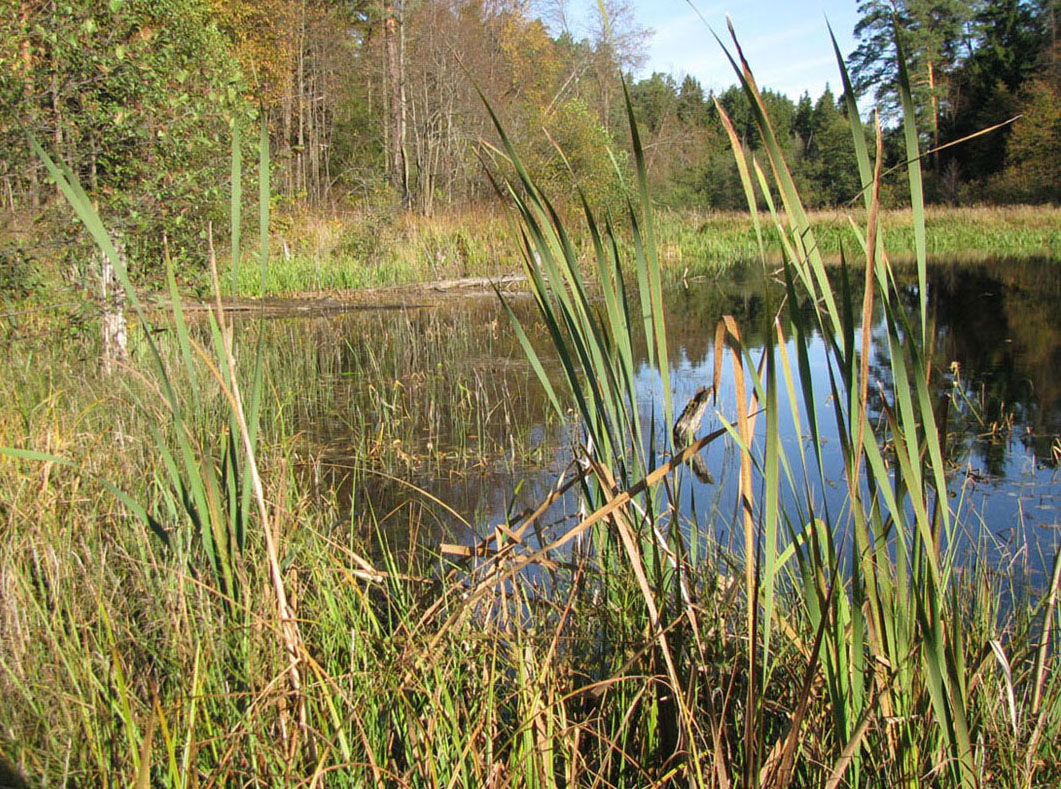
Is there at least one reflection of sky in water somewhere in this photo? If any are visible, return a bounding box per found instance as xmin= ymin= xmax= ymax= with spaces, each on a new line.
xmin=313 ymin=260 xmax=1059 ymax=580
xmin=634 ymin=318 xmax=1059 ymax=580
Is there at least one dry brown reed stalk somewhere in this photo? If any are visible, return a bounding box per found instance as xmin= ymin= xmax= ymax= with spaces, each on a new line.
xmin=418 ymin=422 xmax=731 ymax=699
xmin=439 ymin=460 xmax=590 ymax=559
xmin=758 ymin=579 xmax=834 ymax=787
xmin=587 ymin=459 xmax=698 ymax=756
xmin=480 ymin=427 xmax=730 ymax=573
xmin=852 ymin=116 xmax=885 ymax=490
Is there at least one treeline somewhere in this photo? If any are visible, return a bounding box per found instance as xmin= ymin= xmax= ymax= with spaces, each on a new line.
xmin=626 ymin=78 xmax=869 ymax=211
xmin=2 ymin=0 xmax=648 ymax=269
xmin=1 ymin=0 xmax=1057 ymax=272
xmin=849 ymin=0 xmax=1059 ymax=204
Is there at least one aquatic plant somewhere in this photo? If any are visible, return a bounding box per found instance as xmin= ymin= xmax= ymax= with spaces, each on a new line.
xmin=466 ymin=19 xmax=1061 ymax=786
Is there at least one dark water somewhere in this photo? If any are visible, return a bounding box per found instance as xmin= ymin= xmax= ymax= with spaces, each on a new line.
xmin=278 ymin=258 xmax=1060 ymax=574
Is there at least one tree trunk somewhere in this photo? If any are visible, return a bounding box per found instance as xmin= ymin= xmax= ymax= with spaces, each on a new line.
xmin=383 ymin=0 xmax=409 ymax=206
xmin=296 ymin=0 xmax=307 ymax=198
xmin=20 ymin=1 xmax=39 ymax=209
xmin=49 ymin=1 xmax=63 ymax=198
xmin=308 ymin=38 xmax=320 ymax=204
xmin=100 ymin=235 xmax=128 ymax=375
xmin=927 ymin=59 xmax=940 ymax=172
xmin=282 ymin=81 xmax=294 ymax=195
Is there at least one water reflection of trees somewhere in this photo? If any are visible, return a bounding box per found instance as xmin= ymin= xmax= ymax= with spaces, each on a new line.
xmin=254 ymin=296 xmax=560 ymax=468
xmin=660 ymin=267 xmax=787 ymax=358
xmin=260 ymin=258 xmax=1059 ymax=551
xmin=869 ymin=259 xmax=1061 ymax=474
xmin=661 ymin=258 xmax=1059 ymax=475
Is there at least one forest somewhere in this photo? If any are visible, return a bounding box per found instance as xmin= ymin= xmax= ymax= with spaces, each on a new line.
xmin=1 ymin=0 xmax=1058 ymax=282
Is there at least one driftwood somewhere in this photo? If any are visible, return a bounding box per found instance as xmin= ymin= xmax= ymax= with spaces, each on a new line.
xmin=419 ymin=273 xmax=525 ymax=292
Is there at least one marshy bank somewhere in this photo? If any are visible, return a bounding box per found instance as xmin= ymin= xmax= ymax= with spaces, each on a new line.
xmin=2 ymin=39 xmax=1061 ymax=789
xmin=3 ymin=248 xmax=1059 ymax=784
xmin=218 ymin=203 xmax=1061 ymax=297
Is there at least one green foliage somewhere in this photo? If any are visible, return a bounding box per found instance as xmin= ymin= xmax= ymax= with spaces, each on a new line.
xmin=627 ymin=71 xmax=678 ymax=133
xmin=987 ymin=79 xmax=1061 ymax=203
xmin=526 ymin=98 xmax=631 ymax=214
xmin=942 ymin=0 xmax=1054 ymax=183
xmin=848 ymin=0 xmax=972 ymax=119
xmin=713 ymin=84 xmax=798 ymax=156
xmin=796 ymin=88 xmax=864 ymax=207
xmin=622 ymin=74 xmax=888 ymax=210
xmin=850 ymin=0 xmax=1056 ymax=200
xmin=676 ymin=73 xmax=709 ymax=125
xmin=2 ymin=0 xmax=253 ymax=277
xmin=0 ymin=240 xmax=39 ymax=299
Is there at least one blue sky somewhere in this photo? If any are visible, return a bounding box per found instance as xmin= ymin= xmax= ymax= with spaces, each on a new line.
xmin=639 ymin=1 xmax=861 ymax=100
xmin=557 ymin=1 xmax=864 ymax=102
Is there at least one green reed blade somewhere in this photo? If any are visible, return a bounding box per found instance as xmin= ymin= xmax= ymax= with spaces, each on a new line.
xmin=497 ymin=290 xmax=563 ymax=421
xmin=714 ymin=101 xmax=765 ymax=260
xmin=893 ymin=22 xmax=928 ymax=343
xmin=165 ymin=242 xmax=201 ymax=401
xmin=623 ymin=78 xmax=671 ymax=433
xmin=715 ymin=26 xmax=843 ymax=342
xmin=829 ymin=23 xmax=874 ymax=208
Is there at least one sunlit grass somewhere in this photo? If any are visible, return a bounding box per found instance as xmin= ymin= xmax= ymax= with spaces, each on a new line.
xmin=656 ymin=203 xmax=1061 ymax=270
xmin=0 ymin=24 xmax=1059 ymax=789
xmin=220 ymin=203 xmax=1060 ymax=297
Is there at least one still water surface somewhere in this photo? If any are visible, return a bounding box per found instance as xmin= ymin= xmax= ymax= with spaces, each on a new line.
xmin=269 ymin=258 xmax=1060 ymax=577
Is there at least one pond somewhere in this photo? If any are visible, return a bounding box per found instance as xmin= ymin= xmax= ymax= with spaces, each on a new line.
xmin=264 ymin=257 xmax=1060 ymax=579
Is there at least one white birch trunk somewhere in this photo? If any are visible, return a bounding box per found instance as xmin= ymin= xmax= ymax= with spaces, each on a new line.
xmin=100 ymin=236 xmax=128 ymax=375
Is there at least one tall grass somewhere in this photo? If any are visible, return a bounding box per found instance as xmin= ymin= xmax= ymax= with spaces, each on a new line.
xmin=225 ymin=204 xmax=1061 ymax=297
xmin=653 ymin=204 xmax=1061 ymax=271
xmin=466 ymin=19 xmax=1061 ymax=787
xmin=226 ymin=206 xmax=520 ymax=296
xmin=12 ymin=119 xmax=315 ymax=768
xmin=0 ymin=23 xmax=1058 ymax=788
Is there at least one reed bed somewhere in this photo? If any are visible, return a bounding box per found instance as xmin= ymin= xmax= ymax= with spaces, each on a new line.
xmin=1 ymin=28 xmax=1059 ymax=789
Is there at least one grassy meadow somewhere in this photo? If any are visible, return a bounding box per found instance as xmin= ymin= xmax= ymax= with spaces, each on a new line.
xmin=2 ymin=40 xmax=1060 ymax=789
xmin=222 ymin=203 xmax=1061 ymax=298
